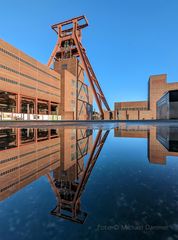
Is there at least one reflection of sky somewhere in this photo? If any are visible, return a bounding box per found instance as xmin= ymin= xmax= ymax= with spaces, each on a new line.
xmin=1 ymin=127 xmax=178 ymax=240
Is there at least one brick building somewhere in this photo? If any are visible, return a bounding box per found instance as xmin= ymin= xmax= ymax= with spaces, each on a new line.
xmin=0 ymin=38 xmax=93 ymax=120
xmin=54 ymin=58 xmax=93 ymax=120
xmin=114 ymin=74 xmax=178 ymax=120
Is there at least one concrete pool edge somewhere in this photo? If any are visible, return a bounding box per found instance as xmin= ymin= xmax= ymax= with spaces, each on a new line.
xmin=0 ymin=119 xmax=178 ymax=127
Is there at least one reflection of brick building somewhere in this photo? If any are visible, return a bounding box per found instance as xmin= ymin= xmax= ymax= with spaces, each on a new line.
xmin=0 ymin=39 xmax=92 ymax=120
xmin=114 ymin=124 xmax=148 ymax=138
xmin=148 ymin=126 xmax=178 ymax=164
xmin=0 ymin=129 xmax=61 ymax=201
xmin=114 ymin=74 xmax=178 ymax=120
xmin=0 ymin=127 xmax=93 ymax=202
xmin=114 ymin=124 xmax=178 ymax=164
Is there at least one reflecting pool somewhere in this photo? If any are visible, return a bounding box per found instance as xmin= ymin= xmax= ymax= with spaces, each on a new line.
xmin=1 ymin=123 xmax=178 ymax=240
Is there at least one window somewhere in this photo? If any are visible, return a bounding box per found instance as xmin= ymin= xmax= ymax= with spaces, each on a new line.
xmin=62 ymin=64 xmax=68 ymax=70
xmin=71 ymin=79 xmax=76 ymax=87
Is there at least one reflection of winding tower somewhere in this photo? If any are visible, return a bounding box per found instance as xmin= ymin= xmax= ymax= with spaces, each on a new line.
xmin=48 ymin=16 xmax=111 ymax=119
xmin=48 ymin=129 xmax=109 ymax=224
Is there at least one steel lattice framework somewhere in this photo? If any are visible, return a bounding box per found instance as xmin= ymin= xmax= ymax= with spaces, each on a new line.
xmin=48 ymin=15 xmax=111 ymax=119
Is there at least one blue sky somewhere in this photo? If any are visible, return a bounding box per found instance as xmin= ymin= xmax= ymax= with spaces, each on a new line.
xmin=1 ymin=0 xmax=178 ymax=109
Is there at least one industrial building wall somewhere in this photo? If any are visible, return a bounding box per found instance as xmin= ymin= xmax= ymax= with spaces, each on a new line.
xmin=148 ymin=74 xmax=168 ymax=119
xmin=156 ymin=92 xmax=169 ymax=119
xmin=170 ymin=102 xmax=178 ymax=119
xmin=54 ymin=58 xmax=93 ymax=120
xmin=115 ymin=101 xmax=148 ymax=110
xmin=0 ymin=39 xmax=92 ymax=120
xmin=54 ymin=58 xmax=84 ymax=82
xmin=77 ymin=80 xmax=93 ymax=120
xmin=114 ymin=74 xmax=178 ymax=120
xmin=115 ymin=101 xmax=148 ymax=120
xmin=139 ymin=110 xmax=154 ymax=120
xmin=157 ymin=90 xmax=178 ymax=120
xmin=0 ymin=39 xmax=61 ymax=116
xmin=148 ymin=74 xmax=178 ymax=119
xmin=63 ymin=70 xmax=77 ymax=120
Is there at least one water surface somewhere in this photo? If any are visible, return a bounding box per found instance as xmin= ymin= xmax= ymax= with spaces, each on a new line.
xmin=1 ymin=123 xmax=178 ymax=240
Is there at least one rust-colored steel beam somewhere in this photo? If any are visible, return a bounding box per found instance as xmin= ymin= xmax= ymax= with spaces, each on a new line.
xmin=73 ymin=129 xmax=110 ymax=202
xmin=51 ymin=15 xmax=88 ymax=34
xmin=48 ymin=15 xmax=111 ymax=119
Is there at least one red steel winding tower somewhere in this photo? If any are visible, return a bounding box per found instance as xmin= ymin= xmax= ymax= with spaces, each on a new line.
xmin=48 ymin=15 xmax=111 ymax=119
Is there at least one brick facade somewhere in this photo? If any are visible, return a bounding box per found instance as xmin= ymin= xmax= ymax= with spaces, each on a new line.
xmin=114 ymin=74 xmax=178 ymax=120
xmin=0 ymin=38 xmax=93 ymax=120
xmin=54 ymin=58 xmax=93 ymax=120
